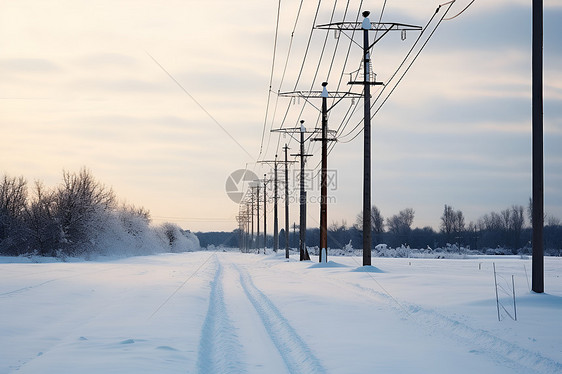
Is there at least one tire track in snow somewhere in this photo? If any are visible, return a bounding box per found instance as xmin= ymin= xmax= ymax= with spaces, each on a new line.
xmin=334 ymin=277 xmax=562 ymax=374
xmin=235 ymin=265 xmax=326 ymax=374
xmin=196 ymin=257 xmax=246 ymax=374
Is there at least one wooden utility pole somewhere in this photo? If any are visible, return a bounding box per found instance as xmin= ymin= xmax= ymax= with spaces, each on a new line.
xmin=272 ymin=121 xmax=313 ymax=261
xmin=274 ymin=158 xmax=278 ymax=252
xmin=296 ymin=121 xmax=312 ymax=261
xmin=250 ymin=188 xmax=255 ymax=250
xmin=259 ymin=156 xmax=295 ymax=253
xmin=319 ymin=83 xmax=330 ymax=262
xmin=257 ymin=184 xmax=260 ymax=250
xmin=258 ymin=158 xmax=279 ymax=252
xmin=532 ymin=0 xmax=544 ymax=293
xmin=317 ymin=13 xmax=421 ymax=266
xmin=250 ymin=183 xmax=260 ymax=251
xmin=280 ymin=83 xmax=361 ymax=262
xmin=263 ymin=174 xmax=269 ymax=254
xmin=283 ymin=144 xmax=291 ymax=259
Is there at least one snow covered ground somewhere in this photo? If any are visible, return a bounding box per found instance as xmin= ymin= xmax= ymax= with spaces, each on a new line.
xmin=1 ymin=251 xmax=561 ymax=374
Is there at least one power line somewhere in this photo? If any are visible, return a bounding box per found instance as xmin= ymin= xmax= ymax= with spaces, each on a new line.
xmin=337 ymin=3 xmax=452 ymax=144
xmin=261 ymin=0 xmax=308 ymax=162
xmin=145 ymin=51 xmax=254 ymax=160
xmin=258 ymin=0 xmax=282 ymax=159
xmin=278 ymin=0 xmax=362 ymax=165
xmin=275 ymin=0 xmax=335 ymax=157
xmin=444 ymin=0 xmax=476 ymax=21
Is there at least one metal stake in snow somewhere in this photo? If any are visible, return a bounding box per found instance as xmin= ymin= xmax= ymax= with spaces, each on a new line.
xmin=493 ymin=262 xmax=501 ymax=321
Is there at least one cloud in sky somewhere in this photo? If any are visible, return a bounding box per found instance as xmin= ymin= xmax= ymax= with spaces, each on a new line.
xmin=0 ymin=0 xmax=561 ymax=234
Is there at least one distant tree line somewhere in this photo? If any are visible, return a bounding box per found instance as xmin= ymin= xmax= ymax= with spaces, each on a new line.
xmin=196 ymin=231 xmax=239 ymax=248
xmin=323 ymin=204 xmax=561 ymax=254
xmin=210 ymin=204 xmax=562 ymax=255
xmin=0 ymin=168 xmax=199 ymax=258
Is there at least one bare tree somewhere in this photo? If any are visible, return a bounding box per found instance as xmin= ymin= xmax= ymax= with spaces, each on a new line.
xmin=355 ymin=205 xmax=384 ymax=233
xmin=440 ymin=204 xmax=455 ymax=237
xmin=386 ymin=208 xmax=415 ymax=245
xmin=509 ymin=205 xmax=525 ymax=252
xmin=440 ymin=204 xmax=465 ymax=244
xmin=54 ymin=168 xmax=116 ymax=255
xmin=25 ymin=181 xmax=59 ymax=256
xmin=0 ymin=175 xmax=28 ymax=254
xmin=545 ymin=214 xmax=561 ymax=227
xmin=355 ymin=205 xmax=385 ymax=246
xmin=371 ymin=206 xmax=384 ymax=234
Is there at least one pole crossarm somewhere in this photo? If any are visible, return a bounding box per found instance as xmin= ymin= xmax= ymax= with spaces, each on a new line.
xmin=316 ymin=22 xmax=422 ymax=49
xmin=271 ymin=127 xmax=317 ymax=134
xmin=316 ymin=21 xmax=422 ymax=31
xmin=260 ymin=159 xmax=297 ymax=166
xmin=271 ymin=127 xmax=318 ymax=143
xmin=257 ymin=160 xmax=278 ymax=166
xmin=279 ymin=90 xmax=362 ymax=112
xmin=279 ymin=90 xmax=362 ymax=99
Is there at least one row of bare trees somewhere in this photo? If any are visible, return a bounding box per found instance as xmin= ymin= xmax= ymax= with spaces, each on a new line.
xmin=332 ymin=203 xmax=561 ymax=252
xmin=0 ymin=169 xmax=198 ymax=257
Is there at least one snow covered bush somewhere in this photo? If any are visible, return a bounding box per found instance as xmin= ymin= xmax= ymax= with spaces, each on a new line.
xmin=0 ymin=169 xmax=200 ymax=259
xmin=375 ymin=244 xmax=411 ymax=258
xmin=53 ymin=168 xmax=117 ymax=256
xmin=157 ymin=222 xmax=200 ymax=253
xmin=343 ymin=240 xmax=353 ymax=253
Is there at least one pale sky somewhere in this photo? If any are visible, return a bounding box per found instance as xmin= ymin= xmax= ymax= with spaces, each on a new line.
xmin=1 ymin=1 xmax=561 ymax=234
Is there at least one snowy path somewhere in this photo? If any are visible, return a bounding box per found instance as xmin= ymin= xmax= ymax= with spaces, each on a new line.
xmin=235 ymin=263 xmax=325 ymax=374
xmin=1 ymin=252 xmax=561 ymax=374
xmin=196 ymin=255 xmax=324 ymax=373
xmin=196 ymin=259 xmax=246 ymax=373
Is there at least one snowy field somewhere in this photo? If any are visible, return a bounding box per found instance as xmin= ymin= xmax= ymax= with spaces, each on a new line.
xmin=1 ymin=251 xmax=561 ymax=374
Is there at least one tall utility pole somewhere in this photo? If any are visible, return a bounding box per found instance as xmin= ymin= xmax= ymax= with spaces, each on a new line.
xmin=273 ymin=157 xmax=279 ymax=252
xmin=256 ymin=184 xmax=260 ymax=250
xmin=263 ymin=174 xmax=269 ymax=254
xmin=318 ymin=83 xmax=331 ymax=262
xmin=317 ymin=13 xmax=421 ymax=266
xmin=250 ymin=189 xmax=255 ymax=249
xmin=532 ymin=0 xmax=544 ymax=293
xmin=272 ymin=121 xmax=313 ymax=261
xmin=280 ymin=83 xmax=361 ymax=262
xmin=296 ymin=121 xmax=312 ymax=261
xmin=284 ymin=144 xmax=291 ymax=259
xmin=250 ymin=183 xmax=261 ymax=251
xmin=236 ymin=213 xmax=243 ymax=251
xmin=236 ymin=204 xmax=251 ymax=252
xmin=258 ymin=157 xmax=285 ymax=252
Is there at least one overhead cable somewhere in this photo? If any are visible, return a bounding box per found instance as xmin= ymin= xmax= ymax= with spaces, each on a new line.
xmin=258 ymin=0 xmax=282 ymax=159
xmin=444 ymin=0 xmax=475 ymax=21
